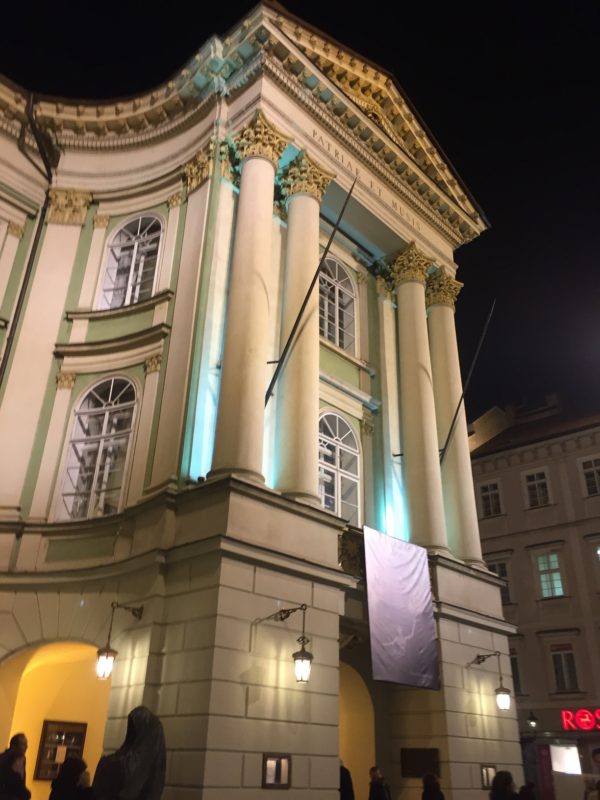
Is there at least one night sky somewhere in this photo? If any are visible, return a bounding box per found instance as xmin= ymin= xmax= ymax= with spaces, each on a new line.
xmin=1 ymin=2 xmax=598 ymax=420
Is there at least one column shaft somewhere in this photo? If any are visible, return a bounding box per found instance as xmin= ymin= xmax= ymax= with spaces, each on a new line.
xmin=210 ymin=156 xmax=276 ymax=481
xmin=275 ymin=193 xmax=320 ymax=501
xmin=427 ymin=272 xmax=482 ymax=563
xmin=393 ymin=245 xmax=448 ymax=552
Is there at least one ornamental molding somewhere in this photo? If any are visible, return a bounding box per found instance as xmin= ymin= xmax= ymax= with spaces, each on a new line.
xmin=426 ymin=268 xmax=463 ymax=309
xmin=47 ymin=189 xmax=92 ymax=225
xmin=93 ymin=213 xmax=109 ymax=229
xmin=233 ymin=109 xmax=290 ymax=166
xmin=280 ymin=150 xmax=335 ymax=203
xmin=183 ymin=141 xmax=214 ymax=194
xmin=144 ymin=354 xmax=162 ymax=375
xmin=390 ymin=242 xmax=434 ymax=287
xmin=375 ymin=275 xmax=395 ymax=301
xmin=167 ymin=191 xmax=183 ymax=209
xmin=56 ymin=371 xmax=76 ymax=390
xmin=360 ymin=409 xmax=375 ymax=436
xmin=7 ymin=221 xmax=24 ymax=239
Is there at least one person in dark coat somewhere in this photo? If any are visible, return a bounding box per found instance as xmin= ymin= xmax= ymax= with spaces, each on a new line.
xmin=517 ymin=782 xmax=535 ymax=800
xmin=422 ymin=772 xmax=445 ymax=800
xmin=49 ymin=758 xmax=94 ymax=800
xmin=92 ymin=707 xmax=165 ymax=800
xmin=340 ymin=760 xmax=355 ymax=800
xmin=368 ymin=766 xmax=392 ymax=800
xmin=0 ymin=749 xmax=30 ymax=800
xmin=490 ymin=771 xmax=519 ymax=800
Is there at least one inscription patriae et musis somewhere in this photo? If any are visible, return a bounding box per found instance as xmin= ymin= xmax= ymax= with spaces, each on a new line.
xmin=312 ymin=129 xmax=422 ymax=233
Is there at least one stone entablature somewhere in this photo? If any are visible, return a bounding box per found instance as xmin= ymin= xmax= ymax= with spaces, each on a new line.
xmin=0 ymin=6 xmax=484 ymax=246
xmin=473 ymin=427 xmax=600 ymax=474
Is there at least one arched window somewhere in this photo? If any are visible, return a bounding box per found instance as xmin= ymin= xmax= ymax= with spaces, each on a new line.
xmin=318 ymin=412 xmax=360 ymax=525
xmin=99 ymin=216 xmax=162 ymax=309
xmin=59 ymin=378 xmax=136 ymax=520
xmin=319 ymin=257 xmax=356 ymax=354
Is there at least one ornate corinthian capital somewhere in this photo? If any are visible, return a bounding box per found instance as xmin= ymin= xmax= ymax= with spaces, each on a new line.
xmin=390 ymin=242 xmax=433 ymax=287
xmin=7 ymin=222 xmax=24 ymax=239
xmin=144 ymin=354 xmax=162 ymax=375
xmin=47 ymin=189 xmax=92 ymax=225
xmin=233 ymin=110 xmax=290 ymax=166
xmin=56 ymin=371 xmax=76 ymax=390
xmin=184 ymin=142 xmax=213 ymax=194
xmin=426 ymin=269 xmax=463 ymax=309
xmin=280 ymin=151 xmax=334 ymax=203
xmin=93 ymin=214 xmax=110 ymax=229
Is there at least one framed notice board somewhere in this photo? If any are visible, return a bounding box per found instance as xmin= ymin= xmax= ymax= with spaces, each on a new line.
xmin=34 ymin=720 xmax=87 ymax=781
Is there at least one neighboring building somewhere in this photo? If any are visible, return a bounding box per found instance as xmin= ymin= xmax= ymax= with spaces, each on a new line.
xmin=0 ymin=4 xmax=521 ymax=799
xmin=471 ymin=396 xmax=600 ymax=797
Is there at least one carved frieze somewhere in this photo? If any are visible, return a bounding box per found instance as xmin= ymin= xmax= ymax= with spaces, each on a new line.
xmin=56 ymin=371 xmax=76 ymax=390
xmin=426 ymin=268 xmax=463 ymax=309
xmin=233 ymin=110 xmax=290 ymax=166
xmin=390 ymin=242 xmax=433 ymax=287
xmin=360 ymin=409 xmax=375 ymax=436
xmin=7 ymin=222 xmax=24 ymax=239
xmin=280 ymin=150 xmax=334 ymax=203
xmin=47 ymin=189 xmax=92 ymax=225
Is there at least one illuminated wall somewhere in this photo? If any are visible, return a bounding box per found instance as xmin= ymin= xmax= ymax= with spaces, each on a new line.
xmin=5 ymin=643 xmax=111 ymax=800
xmin=340 ymin=662 xmax=375 ymax=800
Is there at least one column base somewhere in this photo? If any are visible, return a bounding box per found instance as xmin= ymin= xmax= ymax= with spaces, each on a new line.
xmin=281 ymin=490 xmax=322 ymax=509
xmin=206 ymin=467 xmax=265 ymax=486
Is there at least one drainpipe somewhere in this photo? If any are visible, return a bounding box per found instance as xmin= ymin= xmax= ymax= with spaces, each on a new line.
xmin=0 ymin=95 xmax=58 ymax=392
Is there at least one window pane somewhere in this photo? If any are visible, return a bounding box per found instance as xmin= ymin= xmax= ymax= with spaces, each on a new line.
xmin=318 ymin=259 xmax=355 ymax=354
xmin=319 ymin=413 xmax=360 ymax=524
xmin=100 ymin=217 xmax=161 ymax=309
xmin=553 ymin=653 xmax=566 ymax=691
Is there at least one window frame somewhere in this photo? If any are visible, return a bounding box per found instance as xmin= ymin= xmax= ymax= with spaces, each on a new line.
xmin=477 ymin=480 xmax=503 ymax=519
xmin=578 ymin=454 xmax=600 ymax=498
xmin=318 ymin=410 xmax=362 ymax=527
xmin=53 ymin=375 xmax=139 ymax=522
xmin=534 ymin=548 xmax=566 ymax=599
xmin=487 ymin=560 xmax=511 ymax=604
xmin=550 ymin=644 xmax=580 ymax=693
xmin=522 ymin=468 xmax=551 ymax=509
xmin=95 ymin=212 xmax=165 ymax=311
xmin=509 ymin=649 xmax=523 ymax=695
xmin=318 ymin=255 xmax=358 ymax=356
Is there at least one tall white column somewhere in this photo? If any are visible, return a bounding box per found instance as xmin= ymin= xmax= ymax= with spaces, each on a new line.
xmin=275 ymin=152 xmax=333 ymax=503
xmin=210 ymin=111 xmax=289 ymax=482
xmin=393 ymin=243 xmax=448 ymax=553
xmin=427 ymin=269 xmax=483 ymax=564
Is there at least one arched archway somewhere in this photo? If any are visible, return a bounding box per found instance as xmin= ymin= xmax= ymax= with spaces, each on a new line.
xmin=340 ymin=661 xmax=376 ymax=800
xmin=0 ymin=642 xmax=111 ymax=800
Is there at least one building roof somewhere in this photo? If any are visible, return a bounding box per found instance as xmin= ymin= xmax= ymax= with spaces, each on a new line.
xmin=471 ymin=411 xmax=600 ymax=458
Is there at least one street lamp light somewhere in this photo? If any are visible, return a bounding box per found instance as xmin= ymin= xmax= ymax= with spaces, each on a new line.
xmin=96 ymin=601 xmax=144 ymax=680
xmin=261 ymin=603 xmax=314 ymax=684
xmin=527 ymin=711 xmax=539 ymax=728
xmin=467 ymin=650 xmax=511 ymax=711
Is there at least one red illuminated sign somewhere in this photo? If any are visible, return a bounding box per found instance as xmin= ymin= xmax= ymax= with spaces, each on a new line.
xmin=561 ymin=708 xmax=600 ymax=731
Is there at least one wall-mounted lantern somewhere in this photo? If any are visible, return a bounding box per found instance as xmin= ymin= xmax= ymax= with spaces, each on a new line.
xmin=467 ymin=650 xmax=511 ymax=711
xmin=262 ymin=603 xmax=313 ymax=684
xmin=96 ymin=601 xmax=144 ymax=680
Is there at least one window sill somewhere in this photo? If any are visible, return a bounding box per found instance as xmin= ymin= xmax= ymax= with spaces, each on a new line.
xmin=550 ymin=690 xmax=584 ymax=697
xmin=479 ymin=513 xmax=506 ymax=521
xmin=526 ymin=503 xmax=555 ymax=511
xmin=319 ymin=337 xmax=374 ymax=376
xmin=66 ymin=289 xmax=174 ymax=321
xmin=537 ymin=595 xmax=570 ymax=602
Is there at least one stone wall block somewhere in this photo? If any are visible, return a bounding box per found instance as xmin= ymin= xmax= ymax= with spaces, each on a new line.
xmin=457 ymin=625 xmax=494 ymax=650
xmin=183 ymin=617 xmax=217 ymax=650
xmin=309 ymin=756 xmax=338 ymax=788
xmin=253 ymin=568 xmax=312 ymax=606
xmin=168 ymin=750 xmax=205 ymax=786
xmin=12 ymin=594 xmax=41 ymax=643
xmin=208 ymin=679 xmax=246 ymax=717
xmin=161 ymin=649 xmax=214 ymax=683
xmin=0 ymin=613 xmax=26 ymax=651
xmin=220 ymin=558 xmax=255 ymax=592
xmin=312 ymin=584 xmax=344 ymax=614
xmin=203 ymin=751 xmax=243 ymax=787
xmin=161 ymin=714 xmax=208 ymax=749
xmin=38 ymin=592 xmax=59 ymax=639
xmin=163 ymin=622 xmax=185 ymax=653
xmin=214 ymin=616 xmax=251 ymax=650
xmin=241 ymin=753 xmax=262 ymax=788
xmin=177 ymin=681 xmax=211 ymax=714
xmin=157 ymin=683 xmax=179 ymax=716
xmin=166 ymin=587 xmax=219 ymax=624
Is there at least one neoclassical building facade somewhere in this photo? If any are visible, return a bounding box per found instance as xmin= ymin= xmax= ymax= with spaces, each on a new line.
xmin=0 ymin=4 xmax=521 ymax=799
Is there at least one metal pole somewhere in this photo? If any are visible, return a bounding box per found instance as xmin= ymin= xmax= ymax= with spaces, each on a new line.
xmin=439 ymin=299 xmax=496 ymax=465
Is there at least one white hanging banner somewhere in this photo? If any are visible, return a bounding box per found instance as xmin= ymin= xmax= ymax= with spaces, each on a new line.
xmin=364 ymin=526 xmax=439 ymax=688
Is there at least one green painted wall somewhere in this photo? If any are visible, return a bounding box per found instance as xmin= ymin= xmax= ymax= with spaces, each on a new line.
xmin=85 ymin=308 xmax=155 ymax=342
xmin=319 ymin=345 xmax=360 ymax=386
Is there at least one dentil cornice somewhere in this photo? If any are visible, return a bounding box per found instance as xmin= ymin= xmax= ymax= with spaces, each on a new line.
xmin=280 ymin=150 xmax=335 ymax=202
xmin=426 ymin=268 xmax=463 ymax=309
xmin=390 ymin=242 xmax=434 ymax=287
xmin=233 ymin=109 xmax=290 ymax=166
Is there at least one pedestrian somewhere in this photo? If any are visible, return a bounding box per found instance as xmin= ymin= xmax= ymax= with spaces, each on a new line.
xmin=422 ymin=772 xmax=445 ymax=800
xmin=92 ymin=707 xmax=165 ymax=800
xmin=0 ymin=749 xmax=30 ymax=800
xmin=517 ymin=781 xmax=535 ymax=800
xmin=49 ymin=758 xmax=94 ymax=800
xmin=490 ymin=771 xmax=518 ymax=800
xmin=340 ymin=760 xmax=355 ymax=800
xmin=368 ymin=766 xmax=391 ymax=800
xmin=0 ymin=735 xmax=28 ymax=780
